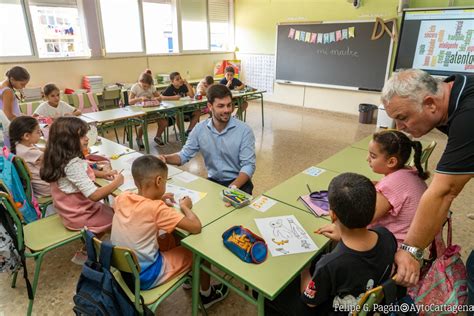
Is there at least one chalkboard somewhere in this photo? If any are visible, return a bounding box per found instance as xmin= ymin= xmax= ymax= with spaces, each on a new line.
xmin=275 ymin=21 xmax=393 ymax=91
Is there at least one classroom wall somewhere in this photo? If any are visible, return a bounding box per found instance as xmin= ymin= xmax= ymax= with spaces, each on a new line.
xmin=0 ymin=53 xmax=233 ymax=90
xmin=234 ymin=0 xmax=471 ymax=115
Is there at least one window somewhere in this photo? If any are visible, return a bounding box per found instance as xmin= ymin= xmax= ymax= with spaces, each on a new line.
xmin=99 ymin=0 xmax=143 ymax=54
xmin=143 ymin=0 xmax=177 ymax=54
xmin=0 ymin=0 xmax=32 ymax=57
xmin=209 ymin=0 xmax=231 ymax=51
xmin=180 ymin=0 xmax=208 ymax=51
xmin=29 ymin=0 xmax=90 ymax=58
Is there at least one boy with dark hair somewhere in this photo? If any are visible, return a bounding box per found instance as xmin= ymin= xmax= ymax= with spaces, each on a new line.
xmin=219 ymin=66 xmax=249 ymax=113
xmin=111 ymin=155 xmax=229 ymax=307
xmin=266 ymin=173 xmax=397 ymax=315
xmin=155 ymin=72 xmax=200 ymax=146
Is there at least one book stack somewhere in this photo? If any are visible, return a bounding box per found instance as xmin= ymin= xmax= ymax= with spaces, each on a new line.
xmin=22 ymin=87 xmax=43 ymax=101
xmin=82 ymin=75 xmax=104 ymax=93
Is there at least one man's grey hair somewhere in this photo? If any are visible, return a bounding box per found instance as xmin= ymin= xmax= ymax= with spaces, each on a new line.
xmin=381 ymin=69 xmax=442 ymax=110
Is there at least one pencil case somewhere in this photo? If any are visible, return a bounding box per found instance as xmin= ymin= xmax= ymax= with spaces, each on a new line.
xmin=222 ymin=188 xmax=252 ymax=208
xmin=222 ymin=225 xmax=268 ymax=264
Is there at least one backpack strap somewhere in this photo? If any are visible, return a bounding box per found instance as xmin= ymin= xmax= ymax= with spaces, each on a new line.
xmin=86 ymin=92 xmax=99 ymax=112
xmin=0 ymin=206 xmax=33 ymax=300
xmin=84 ymin=230 xmax=98 ymax=263
xmin=446 ymin=216 xmax=452 ymax=247
xmin=77 ymin=93 xmax=85 ymax=113
xmin=98 ymin=241 xmax=114 ymax=270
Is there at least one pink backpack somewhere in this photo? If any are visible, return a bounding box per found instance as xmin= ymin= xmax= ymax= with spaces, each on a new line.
xmin=408 ymin=217 xmax=467 ymax=314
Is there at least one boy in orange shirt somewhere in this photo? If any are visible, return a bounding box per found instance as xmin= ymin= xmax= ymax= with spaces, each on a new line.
xmin=111 ymin=155 xmax=229 ymax=307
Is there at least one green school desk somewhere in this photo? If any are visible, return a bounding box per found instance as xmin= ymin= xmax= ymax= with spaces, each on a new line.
xmin=231 ymin=90 xmax=266 ymax=127
xmin=317 ymin=146 xmax=382 ymax=180
xmin=82 ymin=108 xmax=146 ymax=150
xmin=263 ymin=167 xmax=339 ymax=216
xmin=351 ymin=134 xmax=430 ymax=151
xmin=90 ymin=138 xmax=182 ymax=196
xmin=167 ymin=175 xmax=235 ymax=235
xmin=181 ymin=201 xmax=329 ymax=316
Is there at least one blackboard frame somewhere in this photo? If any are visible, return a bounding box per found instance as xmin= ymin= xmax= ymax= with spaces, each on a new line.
xmin=275 ymin=20 xmax=394 ymax=91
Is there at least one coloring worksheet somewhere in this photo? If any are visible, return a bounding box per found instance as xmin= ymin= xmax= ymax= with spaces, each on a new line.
xmin=255 ymin=215 xmax=318 ymax=257
xmin=166 ymin=184 xmax=207 ymax=208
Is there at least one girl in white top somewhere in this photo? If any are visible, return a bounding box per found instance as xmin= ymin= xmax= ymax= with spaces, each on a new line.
xmin=9 ymin=116 xmax=51 ymax=198
xmin=33 ymin=83 xmax=81 ymax=118
xmin=129 ymin=71 xmax=167 ymax=149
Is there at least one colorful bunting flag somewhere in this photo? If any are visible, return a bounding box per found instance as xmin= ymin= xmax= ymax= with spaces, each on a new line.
xmin=329 ymin=32 xmax=335 ymax=42
xmin=342 ymin=29 xmax=348 ymax=40
xmin=310 ymin=33 xmax=317 ymax=43
xmin=336 ymin=30 xmax=342 ymax=41
xmin=305 ymin=32 xmax=311 ymax=42
xmin=300 ymin=31 xmax=306 ymax=41
xmin=288 ymin=28 xmax=295 ymax=39
xmin=295 ymin=30 xmax=300 ymax=41
xmin=323 ymin=33 xmax=329 ymax=44
xmin=349 ymin=27 xmax=355 ymax=38
xmin=317 ymin=33 xmax=323 ymax=43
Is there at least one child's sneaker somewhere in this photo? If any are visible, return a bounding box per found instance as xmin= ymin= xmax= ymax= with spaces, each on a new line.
xmin=153 ymin=136 xmax=165 ymax=147
xmin=182 ymin=278 xmax=192 ymax=290
xmin=200 ymin=284 xmax=229 ymax=309
xmin=136 ymin=137 xmax=145 ymax=149
xmin=71 ymin=250 xmax=87 ymax=265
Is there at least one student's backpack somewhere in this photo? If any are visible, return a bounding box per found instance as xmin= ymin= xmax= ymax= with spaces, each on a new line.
xmin=0 ymin=198 xmax=34 ymax=300
xmin=0 ymin=148 xmax=40 ymax=223
xmin=73 ymin=230 xmax=150 ymax=316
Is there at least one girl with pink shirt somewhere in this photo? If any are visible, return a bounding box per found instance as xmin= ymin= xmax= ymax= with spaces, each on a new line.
xmin=317 ymin=130 xmax=428 ymax=247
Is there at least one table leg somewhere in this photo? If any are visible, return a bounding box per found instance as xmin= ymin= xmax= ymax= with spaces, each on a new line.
xmin=142 ymin=118 xmax=150 ymax=154
xmin=257 ymin=291 xmax=265 ymax=316
xmin=235 ymin=97 xmax=243 ymax=120
xmin=260 ymin=93 xmax=264 ymax=127
xmin=177 ymin=110 xmax=186 ymax=145
xmin=127 ymin=121 xmax=133 ymax=149
xmin=191 ymin=253 xmax=201 ymax=316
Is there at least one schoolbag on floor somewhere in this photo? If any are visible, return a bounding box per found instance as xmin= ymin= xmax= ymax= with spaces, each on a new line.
xmin=73 ymin=231 xmax=143 ymax=316
xmin=0 ymin=148 xmax=39 ymax=223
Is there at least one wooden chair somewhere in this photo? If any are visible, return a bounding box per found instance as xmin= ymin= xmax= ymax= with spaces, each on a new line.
xmin=85 ymin=230 xmax=201 ymax=315
xmin=0 ymin=192 xmax=82 ymax=316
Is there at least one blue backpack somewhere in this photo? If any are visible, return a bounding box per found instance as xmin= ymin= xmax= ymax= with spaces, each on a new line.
xmin=73 ymin=231 xmax=149 ymax=316
xmin=0 ymin=151 xmax=39 ymax=223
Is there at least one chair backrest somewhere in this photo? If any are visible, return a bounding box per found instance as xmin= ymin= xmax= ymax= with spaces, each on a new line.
xmin=101 ymin=88 xmax=122 ymax=109
xmin=88 ymin=231 xmax=143 ymax=312
xmin=355 ymin=278 xmax=398 ymax=316
xmin=408 ymin=140 xmax=437 ymax=171
xmin=19 ymin=101 xmax=42 ymax=116
xmin=0 ymin=191 xmax=25 ymax=250
xmin=12 ymin=156 xmax=33 ymax=206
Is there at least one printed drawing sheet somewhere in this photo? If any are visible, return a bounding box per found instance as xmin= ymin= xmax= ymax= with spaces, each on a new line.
xmin=255 ymin=215 xmax=318 ymax=257
xmin=166 ymin=184 xmax=207 ymax=208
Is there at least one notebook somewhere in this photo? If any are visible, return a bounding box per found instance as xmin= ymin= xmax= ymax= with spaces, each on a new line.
xmin=299 ymin=194 xmax=329 ymax=217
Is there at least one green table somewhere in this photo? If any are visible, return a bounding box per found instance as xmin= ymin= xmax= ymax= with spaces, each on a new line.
xmin=351 ymin=134 xmax=430 ymax=151
xmin=317 ymin=147 xmax=382 ymax=180
xmin=182 ymin=201 xmax=329 ymax=316
xmin=167 ymin=176 xmax=234 ymax=235
xmin=263 ymin=167 xmax=338 ymax=216
xmin=82 ymin=108 xmax=146 ymax=150
xmin=232 ymin=90 xmax=265 ymax=127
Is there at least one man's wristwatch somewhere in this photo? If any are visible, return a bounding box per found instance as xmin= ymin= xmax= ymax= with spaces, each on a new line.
xmin=400 ymin=243 xmax=424 ymax=263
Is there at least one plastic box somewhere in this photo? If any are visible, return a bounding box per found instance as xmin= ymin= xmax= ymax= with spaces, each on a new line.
xmin=222 ymin=188 xmax=253 ymax=208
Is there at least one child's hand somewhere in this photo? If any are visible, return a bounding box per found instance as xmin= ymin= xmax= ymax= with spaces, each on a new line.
xmin=226 ymin=80 xmax=232 ymax=88
xmin=154 ymin=95 xmax=162 ymax=101
xmin=102 ymin=170 xmax=117 ymax=180
xmin=158 ymin=155 xmax=167 ymax=163
xmin=179 ymin=196 xmax=193 ymax=209
xmin=113 ymin=173 xmax=124 ymax=186
xmin=162 ymin=193 xmax=176 ymax=206
xmin=315 ymin=223 xmax=341 ymax=241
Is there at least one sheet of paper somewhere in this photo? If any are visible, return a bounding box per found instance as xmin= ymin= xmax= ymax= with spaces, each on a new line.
xmin=303 ymin=166 xmax=325 ymax=177
xmin=166 ymin=184 xmax=207 ymax=208
xmin=173 ymin=171 xmax=199 ymax=183
xmin=255 ymin=215 xmax=318 ymax=257
xmin=118 ymin=169 xmax=137 ymax=192
xmin=249 ymin=196 xmax=277 ymax=213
